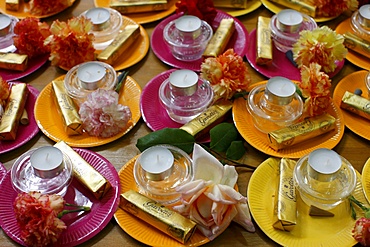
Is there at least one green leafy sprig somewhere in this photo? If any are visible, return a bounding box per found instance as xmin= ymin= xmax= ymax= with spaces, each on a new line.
xmin=349 ymin=195 xmax=370 ymax=220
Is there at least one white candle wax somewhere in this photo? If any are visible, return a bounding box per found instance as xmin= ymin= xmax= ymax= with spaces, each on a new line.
xmin=266 ymin=76 xmax=296 ymax=97
xmin=169 ymin=69 xmax=198 ymax=96
xmin=308 ymin=148 xmax=341 ymax=175
xmin=175 ymin=15 xmax=202 ymax=32
xmin=85 ymin=7 xmax=110 ymax=25
xmin=276 ymin=9 xmax=303 ymax=32
xmin=359 ymin=5 xmax=370 ymax=20
xmin=0 ymin=14 xmax=11 ymax=36
xmin=30 ymin=146 xmax=64 ymax=178
xmin=77 ymin=62 xmax=106 ymax=90
xmin=140 ymin=146 xmax=174 ymax=177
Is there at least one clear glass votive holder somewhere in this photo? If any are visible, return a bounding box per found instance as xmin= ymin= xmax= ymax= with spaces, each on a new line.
xmin=159 ymin=69 xmax=214 ymax=124
xmin=270 ymin=9 xmax=317 ymax=53
xmin=351 ymin=5 xmax=370 ymax=42
xmin=80 ymin=7 xmax=123 ymax=50
xmin=11 ymin=147 xmax=73 ymax=196
xmin=247 ymin=77 xmax=303 ymax=133
xmin=133 ymin=145 xmax=194 ymax=205
xmin=294 ymin=148 xmax=357 ymax=210
xmin=64 ymin=61 xmax=117 ymax=107
xmin=163 ymin=15 xmax=213 ymax=61
xmin=0 ymin=14 xmax=18 ymax=52
xmin=366 ymin=71 xmax=370 ymax=98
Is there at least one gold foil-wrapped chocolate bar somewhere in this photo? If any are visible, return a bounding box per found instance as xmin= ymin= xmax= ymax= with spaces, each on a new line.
xmin=273 ymin=158 xmax=297 ymax=231
xmin=120 ymin=190 xmax=197 ymax=244
xmin=0 ymin=53 xmax=28 ymax=72
xmin=256 ymin=16 xmax=273 ymax=66
xmin=343 ymin=32 xmax=370 ymax=59
xmin=341 ymin=91 xmax=370 ymax=121
xmin=213 ymin=0 xmax=247 ymax=9
xmin=97 ymin=24 xmax=140 ymax=65
xmin=5 ymin=0 xmax=19 ymax=11
xmin=54 ymin=141 xmax=112 ymax=200
xmin=203 ymin=19 xmax=235 ymax=58
xmin=268 ymin=114 xmax=336 ymax=150
xmin=268 ymin=0 xmax=316 ymax=17
xmin=180 ymin=100 xmax=233 ymax=139
xmin=52 ymin=79 xmax=83 ymax=136
xmin=0 ymin=83 xmax=28 ymax=140
xmin=109 ymin=0 xmax=168 ymax=14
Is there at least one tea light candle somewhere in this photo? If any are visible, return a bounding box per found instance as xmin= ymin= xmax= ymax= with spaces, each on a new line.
xmin=77 ymin=62 xmax=106 ymax=90
xmin=175 ymin=15 xmax=201 ymax=32
xmin=30 ymin=146 xmax=64 ymax=179
xmin=0 ymin=14 xmax=12 ymax=37
xmin=359 ymin=5 xmax=370 ymax=28
xmin=169 ymin=69 xmax=198 ymax=96
xmin=276 ymin=9 xmax=303 ymax=33
xmin=266 ymin=76 xmax=296 ymax=105
xmin=85 ymin=7 xmax=110 ymax=31
xmin=308 ymin=148 xmax=342 ymax=181
xmin=139 ymin=146 xmax=174 ymax=181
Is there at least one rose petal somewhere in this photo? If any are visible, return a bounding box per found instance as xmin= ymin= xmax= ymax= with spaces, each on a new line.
xmin=220 ymin=165 xmax=238 ymax=187
xmin=193 ymin=144 xmax=223 ymax=183
xmin=233 ymin=202 xmax=255 ymax=232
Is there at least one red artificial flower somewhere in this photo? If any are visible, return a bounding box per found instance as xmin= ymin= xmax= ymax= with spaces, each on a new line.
xmin=29 ymin=0 xmax=72 ymax=16
xmin=0 ymin=76 xmax=10 ymax=106
xmin=353 ymin=217 xmax=370 ymax=246
xmin=176 ymin=0 xmax=217 ymax=25
xmin=13 ymin=17 xmax=51 ymax=58
xmin=307 ymin=0 xmax=358 ymax=16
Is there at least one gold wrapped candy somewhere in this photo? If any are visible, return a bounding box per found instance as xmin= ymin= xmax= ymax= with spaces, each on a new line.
xmin=273 ymin=158 xmax=297 ymax=231
xmin=0 ymin=53 xmax=28 ymax=72
xmin=268 ymin=0 xmax=316 ymax=17
xmin=180 ymin=100 xmax=233 ymax=139
xmin=256 ymin=16 xmax=273 ymax=66
xmin=268 ymin=114 xmax=336 ymax=151
xmin=203 ymin=19 xmax=235 ymax=58
xmin=5 ymin=0 xmax=19 ymax=11
xmin=341 ymin=91 xmax=370 ymax=121
xmin=213 ymin=0 xmax=247 ymax=9
xmin=54 ymin=141 xmax=112 ymax=200
xmin=52 ymin=79 xmax=83 ymax=136
xmin=0 ymin=83 xmax=28 ymax=140
xmin=97 ymin=24 xmax=140 ymax=65
xmin=109 ymin=0 xmax=168 ymax=14
xmin=120 ymin=190 xmax=197 ymax=244
xmin=343 ymin=32 xmax=370 ymax=59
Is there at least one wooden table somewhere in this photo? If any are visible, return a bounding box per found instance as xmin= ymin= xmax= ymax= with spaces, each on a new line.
xmin=1 ymin=1 xmax=369 ymax=246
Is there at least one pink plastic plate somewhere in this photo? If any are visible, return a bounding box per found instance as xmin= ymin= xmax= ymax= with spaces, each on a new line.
xmin=0 ymin=53 xmax=49 ymax=81
xmin=151 ymin=10 xmax=249 ymax=71
xmin=0 ymin=148 xmax=120 ymax=246
xmin=246 ymin=29 xmax=344 ymax=80
xmin=0 ymin=83 xmax=39 ymax=154
xmin=0 ymin=162 xmax=6 ymax=185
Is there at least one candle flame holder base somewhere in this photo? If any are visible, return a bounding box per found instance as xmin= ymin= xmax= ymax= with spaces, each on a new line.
xmin=351 ymin=10 xmax=370 ymax=43
xmin=0 ymin=14 xmax=18 ymax=50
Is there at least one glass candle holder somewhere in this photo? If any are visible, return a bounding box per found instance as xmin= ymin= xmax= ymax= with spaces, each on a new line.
xmin=0 ymin=14 xmax=18 ymax=52
xmin=80 ymin=7 xmax=123 ymax=50
xmin=294 ymin=148 xmax=357 ymax=210
xmin=133 ymin=145 xmax=193 ymax=205
xmin=366 ymin=71 xmax=370 ymax=99
xmin=270 ymin=9 xmax=317 ymax=53
xmin=163 ymin=15 xmax=213 ymax=61
xmin=351 ymin=4 xmax=370 ymax=43
xmin=64 ymin=61 xmax=117 ymax=106
xmin=247 ymin=77 xmax=303 ymax=133
xmin=11 ymin=147 xmax=73 ymax=196
xmin=159 ymin=69 xmax=214 ymax=124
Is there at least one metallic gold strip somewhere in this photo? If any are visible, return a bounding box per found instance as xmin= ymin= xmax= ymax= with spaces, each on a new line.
xmin=341 ymin=91 xmax=370 ymax=121
xmin=269 ymin=0 xmax=316 ymax=17
xmin=0 ymin=53 xmax=28 ymax=72
xmin=256 ymin=16 xmax=273 ymax=66
xmin=343 ymin=32 xmax=370 ymax=59
xmin=109 ymin=0 xmax=168 ymax=14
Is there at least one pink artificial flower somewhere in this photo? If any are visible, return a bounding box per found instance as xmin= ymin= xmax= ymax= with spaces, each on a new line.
xmin=353 ymin=217 xmax=370 ymax=246
xmin=13 ymin=192 xmax=67 ymax=247
xmin=79 ymin=89 xmax=132 ymax=137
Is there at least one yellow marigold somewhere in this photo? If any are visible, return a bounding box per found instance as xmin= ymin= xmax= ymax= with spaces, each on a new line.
xmin=292 ymin=26 xmax=347 ymax=73
xmin=200 ymin=49 xmax=251 ymax=100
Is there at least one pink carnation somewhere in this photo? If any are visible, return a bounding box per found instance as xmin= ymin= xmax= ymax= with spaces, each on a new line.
xmin=79 ymin=89 xmax=131 ymax=137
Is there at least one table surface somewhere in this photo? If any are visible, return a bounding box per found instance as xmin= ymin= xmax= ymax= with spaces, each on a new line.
xmin=1 ymin=1 xmax=369 ymax=246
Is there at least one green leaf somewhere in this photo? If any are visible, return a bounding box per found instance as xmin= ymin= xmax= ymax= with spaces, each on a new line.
xmin=226 ymin=140 xmax=246 ymax=160
xmin=136 ymin=128 xmax=195 ymax=154
xmin=209 ymin=123 xmax=238 ymax=152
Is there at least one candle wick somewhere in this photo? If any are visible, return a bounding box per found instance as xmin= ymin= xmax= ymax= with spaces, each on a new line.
xmin=157 ymin=155 xmax=160 ymax=164
xmin=46 ymin=153 xmax=49 ymax=161
xmin=86 ymin=71 xmax=92 ymax=78
xmin=183 ymin=74 xmax=188 ymax=82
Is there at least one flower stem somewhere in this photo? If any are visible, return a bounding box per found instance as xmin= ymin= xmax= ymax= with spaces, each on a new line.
xmin=349 ymin=195 xmax=370 ymax=220
xmin=57 ymin=204 xmax=91 ymax=218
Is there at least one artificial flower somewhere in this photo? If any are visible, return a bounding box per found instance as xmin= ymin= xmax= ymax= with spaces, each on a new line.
xmin=350 ymin=195 xmax=370 ymax=246
xmin=292 ymin=26 xmax=347 ymax=73
xmin=299 ymin=63 xmax=332 ymax=117
xmin=13 ymin=192 xmax=67 ymax=247
xmin=79 ymin=89 xmax=132 ymax=138
xmin=200 ymin=49 xmax=251 ymax=101
xmin=44 ymin=16 xmax=95 ymax=70
xmin=29 ymin=0 xmax=72 ymax=16
xmin=13 ymin=17 xmax=51 ymax=58
xmin=0 ymin=77 xmax=10 ymax=120
xmin=175 ymin=0 xmax=217 ymax=25
xmin=306 ymin=0 xmax=358 ymax=17
xmin=173 ymin=144 xmax=255 ymax=240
